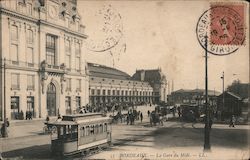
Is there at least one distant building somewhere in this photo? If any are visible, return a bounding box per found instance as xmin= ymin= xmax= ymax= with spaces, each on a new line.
xmin=132 ymin=69 xmax=167 ymax=104
xmin=0 ymin=0 xmax=88 ymax=120
xmin=217 ymin=91 xmax=246 ymax=119
xmin=87 ymin=63 xmax=154 ymax=106
xmin=169 ymin=89 xmax=220 ymax=106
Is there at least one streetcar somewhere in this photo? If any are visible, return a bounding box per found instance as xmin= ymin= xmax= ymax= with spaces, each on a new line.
xmin=47 ymin=113 xmax=112 ymax=157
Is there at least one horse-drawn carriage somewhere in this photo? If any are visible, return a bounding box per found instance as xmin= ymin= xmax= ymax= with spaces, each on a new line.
xmin=150 ymin=111 xmax=164 ymax=126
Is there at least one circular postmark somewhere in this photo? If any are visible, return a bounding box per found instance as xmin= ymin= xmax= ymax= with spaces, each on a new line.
xmin=196 ymin=5 xmax=245 ymax=56
xmin=86 ymin=4 xmax=123 ymax=52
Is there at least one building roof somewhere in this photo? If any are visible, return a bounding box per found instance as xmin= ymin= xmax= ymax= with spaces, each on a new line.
xmin=173 ymin=89 xmax=221 ymax=96
xmin=132 ymin=69 xmax=165 ymax=83
xmin=219 ymin=91 xmax=242 ymax=100
xmin=87 ymin=63 xmax=131 ymax=80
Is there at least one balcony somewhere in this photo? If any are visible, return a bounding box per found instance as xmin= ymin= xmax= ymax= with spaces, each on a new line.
xmin=3 ymin=59 xmax=38 ymax=69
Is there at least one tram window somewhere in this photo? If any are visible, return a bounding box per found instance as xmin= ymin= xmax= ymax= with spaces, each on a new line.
xmin=95 ymin=125 xmax=99 ymax=134
xmin=90 ymin=125 xmax=94 ymax=135
xmin=104 ymin=123 xmax=107 ymax=132
xmin=81 ymin=127 xmax=85 ymax=137
xmin=99 ymin=124 xmax=103 ymax=133
xmin=60 ymin=127 xmax=64 ymax=136
xmin=86 ymin=126 xmax=90 ymax=136
xmin=72 ymin=125 xmax=77 ymax=133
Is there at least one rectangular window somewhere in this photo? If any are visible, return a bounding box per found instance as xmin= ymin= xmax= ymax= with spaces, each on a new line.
xmin=11 ymin=96 xmax=19 ymax=120
xmin=76 ymin=96 xmax=81 ymax=109
xmin=91 ymin=89 xmax=95 ymax=95
xmin=112 ymin=90 xmax=115 ymax=95
xmin=108 ymin=90 xmax=111 ymax=96
xmin=97 ymin=89 xmax=100 ymax=96
xmin=11 ymin=25 xmax=18 ymax=41
xmin=27 ymin=75 xmax=35 ymax=90
xmin=65 ymin=96 xmax=71 ymax=115
xmin=27 ymin=29 xmax=33 ymax=44
xmin=66 ymin=78 xmax=71 ymax=91
xmin=11 ymin=44 xmax=18 ymax=62
xmin=27 ymin=3 xmax=32 ymax=15
xmin=11 ymin=73 xmax=20 ymax=90
xmin=102 ymin=90 xmax=106 ymax=95
xmin=46 ymin=34 xmax=56 ymax=66
xmin=27 ymin=47 xmax=33 ymax=64
xmin=27 ymin=96 xmax=35 ymax=118
xmin=65 ymin=40 xmax=71 ymax=69
xmin=76 ymin=79 xmax=81 ymax=91
xmin=75 ymin=42 xmax=80 ymax=71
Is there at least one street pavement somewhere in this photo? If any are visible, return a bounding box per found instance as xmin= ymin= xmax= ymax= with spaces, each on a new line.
xmin=0 ymin=105 xmax=249 ymax=160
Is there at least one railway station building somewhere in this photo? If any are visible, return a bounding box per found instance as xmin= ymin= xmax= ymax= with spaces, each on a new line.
xmin=0 ymin=0 xmax=89 ymax=120
xmin=88 ymin=63 xmax=168 ymax=107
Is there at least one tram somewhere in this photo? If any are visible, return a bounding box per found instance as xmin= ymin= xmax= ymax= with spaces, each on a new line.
xmin=47 ymin=113 xmax=112 ymax=157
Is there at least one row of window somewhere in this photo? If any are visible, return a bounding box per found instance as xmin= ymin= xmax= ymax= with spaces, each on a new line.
xmin=91 ymin=89 xmax=153 ymax=96
xmin=11 ymin=74 xmax=35 ymax=90
xmin=65 ymin=78 xmax=81 ymax=91
xmin=79 ymin=123 xmax=108 ymax=137
xmin=11 ymin=73 xmax=81 ymax=92
xmin=11 ymin=96 xmax=35 ymax=120
xmin=10 ymin=26 xmax=82 ymax=70
xmin=3 ymin=1 xmax=33 ymax=16
xmin=65 ymin=96 xmax=81 ymax=115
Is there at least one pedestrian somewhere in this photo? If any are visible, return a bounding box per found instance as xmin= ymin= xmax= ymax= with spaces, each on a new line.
xmin=46 ymin=116 xmax=50 ymax=122
xmin=126 ymin=114 xmax=129 ymax=125
xmin=229 ymin=115 xmax=236 ymax=127
xmin=148 ymin=110 xmax=150 ymax=117
xmin=26 ymin=111 xmax=29 ymax=120
xmin=140 ymin=112 xmax=143 ymax=122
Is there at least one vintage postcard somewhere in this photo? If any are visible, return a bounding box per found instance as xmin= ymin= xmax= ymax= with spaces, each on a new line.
xmin=0 ymin=0 xmax=249 ymax=160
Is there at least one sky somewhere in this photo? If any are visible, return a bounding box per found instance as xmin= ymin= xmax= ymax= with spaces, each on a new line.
xmin=78 ymin=0 xmax=249 ymax=92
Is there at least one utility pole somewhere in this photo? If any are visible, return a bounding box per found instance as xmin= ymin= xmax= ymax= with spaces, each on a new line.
xmin=204 ymin=35 xmax=210 ymax=150
xmin=2 ymin=58 xmax=8 ymax=137
xmin=221 ymin=72 xmax=225 ymax=115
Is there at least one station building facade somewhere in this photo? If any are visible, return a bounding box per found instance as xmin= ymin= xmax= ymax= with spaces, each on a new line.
xmin=132 ymin=69 xmax=168 ymax=103
xmin=0 ymin=0 xmax=89 ymax=120
xmin=88 ymin=63 xmax=167 ymax=106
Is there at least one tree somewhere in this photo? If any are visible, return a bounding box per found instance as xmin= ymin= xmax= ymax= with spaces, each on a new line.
xmin=226 ymin=80 xmax=249 ymax=98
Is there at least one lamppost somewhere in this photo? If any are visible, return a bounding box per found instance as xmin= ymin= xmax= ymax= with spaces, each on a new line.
xmin=2 ymin=58 xmax=8 ymax=137
xmin=220 ymin=71 xmax=225 ymax=120
xmin=203 ymin=35 xmax=210 ymax=150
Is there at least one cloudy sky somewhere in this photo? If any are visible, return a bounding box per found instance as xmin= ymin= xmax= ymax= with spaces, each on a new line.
xmin=78 ymin=0 xmax=249 ymax=92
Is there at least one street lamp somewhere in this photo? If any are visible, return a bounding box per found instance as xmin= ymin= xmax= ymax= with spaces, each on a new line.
xmin=2 ymin=58 xmax=8 ymax=137
xmin=220 ymin=71 xmax=225 ymax=120
xmin=203 ymin=35 xmax=211 ymax=151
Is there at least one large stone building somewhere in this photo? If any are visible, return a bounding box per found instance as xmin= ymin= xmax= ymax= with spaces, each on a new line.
xmin=168 ymin=89 xmax=220 ymax=106
xmin=0 ymin=0 xmax=89 ymax=120
xmin=87 ymin=63 xmax=154 ymax=106
xmin=132 ymin=69 xmax=167 ymax=103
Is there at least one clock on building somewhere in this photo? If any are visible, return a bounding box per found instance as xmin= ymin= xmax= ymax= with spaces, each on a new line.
xmin=48 ymin=5 xmax=57 ymax=19
xmin=86 ymin=4 xmax=123 ymax=52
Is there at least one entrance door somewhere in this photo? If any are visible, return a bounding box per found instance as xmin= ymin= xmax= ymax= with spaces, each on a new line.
xmin=11 ymin=96 xmax=19 ymax=120
xmin=47 ymin=83 xmax=56 ymax=116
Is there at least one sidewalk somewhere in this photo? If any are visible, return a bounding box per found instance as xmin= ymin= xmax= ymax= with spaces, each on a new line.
xmin=1 ymin=105 xmax=156 ymax=139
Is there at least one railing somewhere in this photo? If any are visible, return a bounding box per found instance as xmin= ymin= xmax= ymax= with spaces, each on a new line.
xmin=3 ymin=59 xmax=38 ymax=68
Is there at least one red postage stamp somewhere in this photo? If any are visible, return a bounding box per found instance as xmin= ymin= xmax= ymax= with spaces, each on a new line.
xmin=209 ymin=3 xmax=246 ymax=46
